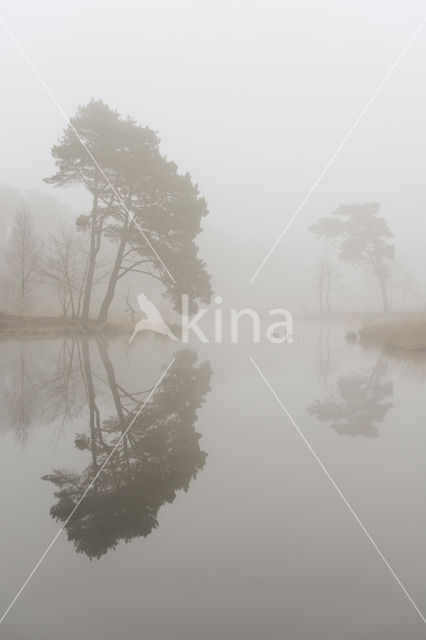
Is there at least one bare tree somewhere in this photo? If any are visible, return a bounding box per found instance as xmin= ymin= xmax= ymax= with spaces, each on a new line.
xmin=41 ymin=222 xmax=89 ymax=319
xmin=314 ymin=250 xmax=343 ymax=314
xmin=41 ymin=220 xmax=111 ymax=319
xmin=5 ymin=206 xmax=41 ymax=312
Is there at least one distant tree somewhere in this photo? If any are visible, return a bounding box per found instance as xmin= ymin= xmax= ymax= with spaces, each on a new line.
xmin=45 ymin=99 xmax=212 ymax=322
xmin=41 ymin=222 xmax=89 ymax=318
xmin=5 ymin=206 xmax=40 ymax=312
xmin=314 ymin=250 xmax=343 ymax=314
xmin=310 ymin=203 xmax=394 ymax=313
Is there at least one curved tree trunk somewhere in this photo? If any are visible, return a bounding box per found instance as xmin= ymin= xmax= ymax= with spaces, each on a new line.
xmin=81 ymin=338 xmax=99 ymax=473
xmin=97 ymin=338 xmax=131 ymax=475
xmin=97 ymin=230 xmax=127 ymax=323
xmin=81 ymin=242 xmax=97 ymax=321
xmin=81 ymin=183 xmax=100 ymax=322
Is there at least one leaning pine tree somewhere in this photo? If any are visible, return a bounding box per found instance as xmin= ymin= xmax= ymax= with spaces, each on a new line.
xmin=45 ymin=99 xmax=212 ymax=322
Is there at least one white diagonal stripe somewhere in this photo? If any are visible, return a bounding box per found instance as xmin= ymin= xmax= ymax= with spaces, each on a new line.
xmin=249 ymin=18 xmax=425 ymax=284
xmin=0 ymin=15 xmax=176 ymax=284
xmin=250 ymin=355 xmax=426 ymax=625
xmin=0 ymin=357 xmax=176 ymax=626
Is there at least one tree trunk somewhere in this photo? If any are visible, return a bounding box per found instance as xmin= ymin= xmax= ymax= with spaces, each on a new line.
xmin=97 ymin=218 xmax=129 ymax=323
xmin=81 ymin=229 xmax=99 ymax=321
xmin=81 ymin=181 xmax=99 ymax=322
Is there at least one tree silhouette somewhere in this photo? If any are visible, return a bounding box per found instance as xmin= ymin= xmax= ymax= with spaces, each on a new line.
xmin=0 ymin=339 xmax=91 ymax=443
xmin=45 ymin=99 xmax=212 ymax=321
xmin=1 ymin=343 xmax=42 ymax=444
xmin=43 ymin=343 xmax=212 ymax=559
xmin=308 ymin=356 xmax=393 ymax=437
xmin=310 ymin=203 xmax=394 ymax=313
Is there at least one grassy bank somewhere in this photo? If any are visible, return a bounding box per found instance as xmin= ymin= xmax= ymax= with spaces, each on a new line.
xmin=0 ymin=313 xmax=119 ymax=338
xmin=358 ymin=318 xmax=426 ymax=351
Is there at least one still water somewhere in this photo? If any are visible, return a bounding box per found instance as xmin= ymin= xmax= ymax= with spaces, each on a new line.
xmin=1 ymin=321 xmax=426 ymax=639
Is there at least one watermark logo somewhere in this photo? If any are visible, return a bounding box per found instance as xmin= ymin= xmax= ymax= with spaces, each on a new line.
xmin=129 ymin=294 xmax=178 ymax=343
xmin=129 ymin=293 xmax=294 ymax=344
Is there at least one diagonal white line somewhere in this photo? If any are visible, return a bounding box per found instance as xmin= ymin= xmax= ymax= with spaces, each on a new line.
xmin=0 ymin=15 xmax=176 ymax=284
xmin=249 ymin=18 xmax=426 ymax=284
xmin=250 ymin=355 xmax=426 ymax=625
xmin=0 ymin=356 xmax=176 ymax=626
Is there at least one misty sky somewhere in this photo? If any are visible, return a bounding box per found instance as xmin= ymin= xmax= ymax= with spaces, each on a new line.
xmin=1 ymin=0 xmax=425 ymax=308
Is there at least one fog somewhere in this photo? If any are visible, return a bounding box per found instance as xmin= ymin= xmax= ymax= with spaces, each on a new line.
xmin=1 ymin=0 xmax=426 ymax=315
xmin=2 ymin=4 xmax=426 ymax=639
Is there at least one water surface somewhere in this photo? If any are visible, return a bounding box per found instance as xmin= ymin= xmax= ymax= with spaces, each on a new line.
xmin=1 ymin=321 xmax=426 ymax=639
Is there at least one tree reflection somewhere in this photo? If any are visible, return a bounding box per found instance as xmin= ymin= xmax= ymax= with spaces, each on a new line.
xmin=43 ymin=339 xmax=211 ymax=559
xmin=308 ymin=356 xmax=393 ymax=437
xmin=317 ymin=321 xmax=332 ymax=391
xmin=2 ymin=342 xmax=41 ymax=444
xmin=39 ymin=338 xmax=88 ymax=434
xmin=1 ymin=339 xmax=91 ymax=443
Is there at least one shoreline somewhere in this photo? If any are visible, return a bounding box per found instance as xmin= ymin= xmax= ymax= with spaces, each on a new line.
xmin=357 ymin=319 xmax=426 ymax=352
xmin=0 ymin=314 xmax=125 ymax=338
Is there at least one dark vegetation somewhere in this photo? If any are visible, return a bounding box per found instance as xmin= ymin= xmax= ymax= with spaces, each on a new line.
xmin=1 ymin=99 xmax=212 ymax=334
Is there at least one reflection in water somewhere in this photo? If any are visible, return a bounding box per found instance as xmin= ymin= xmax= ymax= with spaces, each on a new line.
xmin=317 ymin=321 xmax=332 ymax=391
xmin=384 ymin=347 xmax=426 ymax=381
xmin=38 ymin=339 xmax=89 ymax=439
xmin=1 ymin=339 xmax=212 ymax=557
xmin=308 ymin=356 xmax=394 ymax=437
xmin=1 ymin=339 xmax=90 ymax=443
xmin=34 ymin=339 xmax=212 ymax=559
xmin=2 ymin=343 xmax=40 ymax=444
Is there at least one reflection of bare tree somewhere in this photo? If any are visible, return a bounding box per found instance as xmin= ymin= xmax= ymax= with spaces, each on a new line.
xmin=5 ymin=206 xmax=41 ymax=312
xmin=2 ymin=343 xmax=41 ymax=444
xmin=43 ymin=340 xmax=211 ymax=559
xmin=38 ymin=339 xmax=88 ymax=432
xmin=308 ymin=356 xmax=393 ymax=437
xmin=1 ymin=339 xmax=92 ymax=442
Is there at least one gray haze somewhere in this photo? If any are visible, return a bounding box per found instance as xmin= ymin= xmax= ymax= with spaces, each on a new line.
xmin=1 ymin=0 xmax=426 ymax=313
xmin=3 ymin=4 xmax=426 ymax=639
